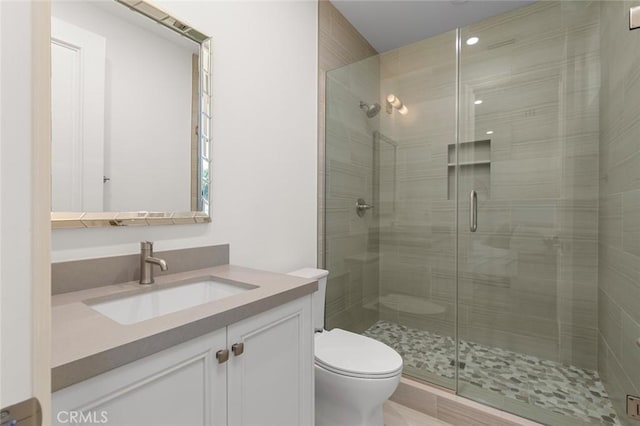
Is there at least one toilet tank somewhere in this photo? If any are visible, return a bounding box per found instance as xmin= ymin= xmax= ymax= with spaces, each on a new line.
xmin=287 ymin=268 xmax=329 ymax=332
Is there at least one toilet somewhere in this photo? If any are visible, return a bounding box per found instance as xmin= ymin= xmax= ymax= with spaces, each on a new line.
xmin=288 ymin=268 xmax=403 ymax=426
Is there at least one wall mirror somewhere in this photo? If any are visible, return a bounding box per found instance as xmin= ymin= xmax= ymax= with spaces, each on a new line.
xmin=50 ymin=0 xmax=211 ymax=228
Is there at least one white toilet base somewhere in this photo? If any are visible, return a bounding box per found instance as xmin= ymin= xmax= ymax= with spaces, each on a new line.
xmin=315 ymin=363 xmax=401 ymax=426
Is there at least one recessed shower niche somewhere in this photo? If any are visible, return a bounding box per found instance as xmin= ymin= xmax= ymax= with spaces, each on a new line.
xmin=447 ymin=139 xmax=491 ymax=200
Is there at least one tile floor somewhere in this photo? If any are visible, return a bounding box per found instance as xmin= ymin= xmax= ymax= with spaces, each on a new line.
xmin=364 ymin=320 xmax=620 ymax=426
xmin=384 ymin=400 xmax=452 ymax=426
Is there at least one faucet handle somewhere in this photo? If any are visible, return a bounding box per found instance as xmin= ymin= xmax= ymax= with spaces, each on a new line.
xmin=141 ymin=241 xmax=153 ymax=250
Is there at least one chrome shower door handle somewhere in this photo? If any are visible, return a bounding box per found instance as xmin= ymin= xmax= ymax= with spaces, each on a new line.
xmin=469 ymin=190 xmax=478 ymax=232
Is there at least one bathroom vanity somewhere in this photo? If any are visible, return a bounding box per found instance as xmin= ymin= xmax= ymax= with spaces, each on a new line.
xmin=48 ymin=1 xmax=316 ymax=423
xmin=51 ymin=264 xmax=317 ymax=426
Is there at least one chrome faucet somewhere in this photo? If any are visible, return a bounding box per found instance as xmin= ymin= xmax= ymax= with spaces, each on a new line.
xmin=139 ymin=241 xmax=168 ymax=284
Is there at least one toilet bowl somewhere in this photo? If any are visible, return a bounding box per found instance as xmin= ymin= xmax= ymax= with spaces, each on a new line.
xmin=287 ymin=268 xmax=403 ymax=426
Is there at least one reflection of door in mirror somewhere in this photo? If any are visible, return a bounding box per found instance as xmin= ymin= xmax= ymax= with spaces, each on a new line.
xmin=51 ymin=1 xmax=200 ymax=215
xmin=51 ymin=18 xmax=106 ymax=212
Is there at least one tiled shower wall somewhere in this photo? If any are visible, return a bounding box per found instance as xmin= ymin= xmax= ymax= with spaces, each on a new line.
xmin=598 ymin=1 xmax=640 ymax=424
xmin=319 ymin=1 xmax=380 ymax=331
xmin=376 ymin=2 xmax=601 ymax=371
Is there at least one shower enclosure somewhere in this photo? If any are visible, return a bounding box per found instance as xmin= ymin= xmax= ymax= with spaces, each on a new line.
xmin=323 ymin=2 xmax=640 ymax=425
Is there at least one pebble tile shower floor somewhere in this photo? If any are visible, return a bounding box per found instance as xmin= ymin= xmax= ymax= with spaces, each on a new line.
xmin=363 ymin=320 xmax=620 ymax=426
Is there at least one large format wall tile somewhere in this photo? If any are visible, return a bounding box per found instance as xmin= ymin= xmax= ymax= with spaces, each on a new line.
xmin=599 ymin=1 xmax=640 ymax=422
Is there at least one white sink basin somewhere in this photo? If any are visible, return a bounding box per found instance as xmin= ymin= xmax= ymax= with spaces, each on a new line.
xmin=88 ymin=278 xmax=255 ymax=325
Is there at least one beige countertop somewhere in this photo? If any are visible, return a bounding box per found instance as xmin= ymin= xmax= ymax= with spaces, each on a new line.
xmin=52 ymin=264 xmax=317 ymax=391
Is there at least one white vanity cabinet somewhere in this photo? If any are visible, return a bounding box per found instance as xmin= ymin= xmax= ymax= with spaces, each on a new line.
xmin=52 ymin=296 xmax=313 ymax=426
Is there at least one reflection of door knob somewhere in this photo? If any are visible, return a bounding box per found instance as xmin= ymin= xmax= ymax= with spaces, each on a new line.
xmin=356 ymin=198 xmax=374 ymax=217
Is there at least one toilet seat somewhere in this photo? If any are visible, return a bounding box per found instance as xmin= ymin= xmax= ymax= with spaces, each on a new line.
xmin=315 ymin=328 xmax=403 ymax=379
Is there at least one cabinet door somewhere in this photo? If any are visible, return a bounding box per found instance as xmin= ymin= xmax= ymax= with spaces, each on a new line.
xmin=227 ymin=296 xmax=313 ymax=426
xmin=53 ymin=328 xmax=227 ymax=426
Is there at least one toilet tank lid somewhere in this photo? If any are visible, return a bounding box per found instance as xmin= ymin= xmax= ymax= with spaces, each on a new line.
xmin=287 ymin=268 xmax=329 ymax=280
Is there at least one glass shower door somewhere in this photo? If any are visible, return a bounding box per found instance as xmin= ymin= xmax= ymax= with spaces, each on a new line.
xmin=456 ymin=2 xmax=612 ymax=425
xmin=369 ymin=30 xmax=459 ymax=390
xmin=324 ymin=31 xmax=460 ymax=391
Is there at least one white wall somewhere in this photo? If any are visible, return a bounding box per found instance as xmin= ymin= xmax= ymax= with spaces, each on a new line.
xmin=52 ymin=1 xmax=195 ymax=212
xmin=52 ymin=0 xmax=318 ymax=274
xmin=0 ymin=1 xmax=33 ymax=407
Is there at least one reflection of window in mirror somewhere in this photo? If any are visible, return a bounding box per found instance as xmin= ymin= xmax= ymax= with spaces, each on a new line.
xmin=50 ymin=0 xmax=200 ymax=213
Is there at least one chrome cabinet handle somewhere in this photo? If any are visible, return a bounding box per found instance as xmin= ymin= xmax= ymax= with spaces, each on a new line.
xmin=470 ymin=190 xmax=478 ymax=232
xmin=232 ymin=342 xmax=244 ymax=356
xmin=216 ymin=349 xmax=229 ymax=364
xmin=356 ymin=198 xmax=374 ymax=217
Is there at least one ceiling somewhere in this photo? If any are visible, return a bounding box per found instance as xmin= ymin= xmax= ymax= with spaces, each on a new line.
xmin=330 ymin=0 xmax=536 ymax=53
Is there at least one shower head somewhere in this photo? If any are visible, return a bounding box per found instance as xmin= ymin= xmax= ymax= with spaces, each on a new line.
xmin=359 ymin=101 xmax=381 ymax=118
xmin=367 ymin=103 xmax=381 ymax=118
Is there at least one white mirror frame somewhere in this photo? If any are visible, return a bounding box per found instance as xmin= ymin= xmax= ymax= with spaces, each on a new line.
xmin=51 ymin=0 xmax=212 ymax=229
